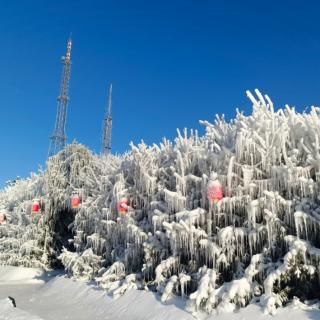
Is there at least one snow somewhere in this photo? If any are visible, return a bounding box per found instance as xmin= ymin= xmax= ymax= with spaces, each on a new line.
xmin=0 ymin=266 xmax=319 ymax=320
xmin=0 ymin=298 xmax=43 ymax=320
xmin=0 ymin=266 xmax=45 ymax=285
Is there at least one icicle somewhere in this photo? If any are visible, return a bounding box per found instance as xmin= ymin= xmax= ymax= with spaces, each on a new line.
xmin=227 ymin=156 xmax=235 ymax=196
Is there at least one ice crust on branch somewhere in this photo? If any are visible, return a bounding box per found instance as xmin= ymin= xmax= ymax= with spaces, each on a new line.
xmin=1 ymin=90 xmax=320 ymax=315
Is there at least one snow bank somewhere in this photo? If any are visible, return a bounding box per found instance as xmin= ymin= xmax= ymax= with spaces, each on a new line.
xmin=0 ymin=267 xmax=319 ymax=320
xmin=0 ymin=266 xmax=45 ymax=285
xmin=0 ymin=298 xmax=43 ymax=320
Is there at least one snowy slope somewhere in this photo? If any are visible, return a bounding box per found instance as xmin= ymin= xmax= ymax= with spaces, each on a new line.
xmin=0 ymin=266 xmax=45 ymax=285
xmin=0 ymin=266 xmax=319 ymax=320
xmin=0 ymin=298 xmax=43 ymax=320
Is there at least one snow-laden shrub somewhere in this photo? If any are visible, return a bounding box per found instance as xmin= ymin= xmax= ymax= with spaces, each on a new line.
xmin=1 ymin=90 xmax=320 ymax=315
xmin=59 ymin=248 xmax=102 ymax=280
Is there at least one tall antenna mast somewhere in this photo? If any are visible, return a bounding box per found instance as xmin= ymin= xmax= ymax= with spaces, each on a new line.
xmin=102 ymin=83 xmax=113 ymax=155
xmin=48 ymin=35 xmax=72 ymax=157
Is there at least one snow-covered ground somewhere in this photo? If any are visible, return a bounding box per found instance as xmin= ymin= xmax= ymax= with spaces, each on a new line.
xmin=0 ymin=266 xmax=319 ymax=320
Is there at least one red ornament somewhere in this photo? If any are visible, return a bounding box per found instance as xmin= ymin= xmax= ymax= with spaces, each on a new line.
xmin=0 ymin=212 xmax=7 ymax=225
xmin=31 ymin=200 xmax=40 ymax=214
xmin=117 ymin=198 xmax=129 ymax=215
xmin=71 ymin=194 xmax=81 ymax=209
xmin=207 ymin=180 xmax=223 ymax=204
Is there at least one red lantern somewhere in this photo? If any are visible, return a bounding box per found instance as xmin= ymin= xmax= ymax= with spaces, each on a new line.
xmin=71 ymin=194 xmax=81 ymax=209
xmin=0 ymin=212 xmax=7 ymax=225
xmin=31 ymin=200 xmax=40 ymax=214
xmin=207 ymin=180 xmax=223 ymax=204
xmin=117 ymin=198 xmax=129 ymax=215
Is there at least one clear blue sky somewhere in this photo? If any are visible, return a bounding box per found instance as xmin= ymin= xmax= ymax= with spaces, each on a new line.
xmin=1 ymin=0 xmax=320 ymax=186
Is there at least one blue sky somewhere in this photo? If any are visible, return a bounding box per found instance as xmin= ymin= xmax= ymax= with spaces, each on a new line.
xmin=1 ymin=0 xmax=320 ymax=186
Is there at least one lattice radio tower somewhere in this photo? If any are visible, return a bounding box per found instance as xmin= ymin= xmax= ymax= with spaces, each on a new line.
xmin=102 ymin=84 xmax=113 ymax=155
xmin=48 ymin=35 xmax=72 ymax=157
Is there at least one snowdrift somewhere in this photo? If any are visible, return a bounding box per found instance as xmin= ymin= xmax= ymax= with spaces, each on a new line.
xmin=1 ymin=89 xmax=320 ymax=316
xmin=0 ymin=266 xmax=319 ymax=320
xmin=0 ymin=298 xmax=43 ymax=320
xmin=0 ymin=266 xmax=45 ymax=285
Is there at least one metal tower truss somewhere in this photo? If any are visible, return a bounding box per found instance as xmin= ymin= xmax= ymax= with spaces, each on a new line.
xmin=102 ymin=83 xmax=113 ymax=155
xmin=48 ymin=36 xmax=72 ymax=157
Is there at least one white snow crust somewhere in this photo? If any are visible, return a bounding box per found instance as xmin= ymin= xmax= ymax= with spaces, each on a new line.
xmin=0 ymin=266 xmax=319 ymax=320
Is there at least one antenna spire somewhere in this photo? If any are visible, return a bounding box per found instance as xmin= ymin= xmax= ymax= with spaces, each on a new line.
xmin=66 ymin=34 xmax=72 ymax=61
xmin=102 ymin=84 xmax=113 ymax=155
